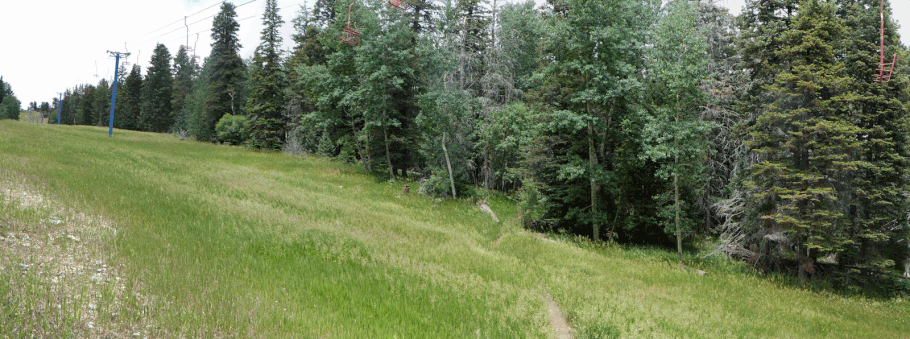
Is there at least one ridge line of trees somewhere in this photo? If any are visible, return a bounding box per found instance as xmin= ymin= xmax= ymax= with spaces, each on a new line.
xmin=41 ymin=0 xmax=910 ymax=290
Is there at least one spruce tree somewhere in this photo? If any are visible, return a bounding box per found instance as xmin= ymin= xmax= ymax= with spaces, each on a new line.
xmin=94 ymin=78 xmax=110 ymax=126
xmin=172 ymin=46 xmax=197 ymax=132
xmin=247 ymin=0 xmax=288 ymax=150
xmin=747 ymin=0 xmax=858 ymax=281
xmin=312 ymin=0 xmax=336 ymax=27
xmin=119 ymin=66 xmax=143 ymax=130
xmin=79 ymin=85 xmax=96 ymax=125
xmin=140 ymin=43 xmax=175 ymax=132
xmin=205 ymin=2 xmax=245 ymax=141
xmin=832 ymin=0 xmax=910 ymax=273
xmin=0 ymin=77 xmax=6 ymax=111
xmin=288 ymin=4 xmax=327 ymax=70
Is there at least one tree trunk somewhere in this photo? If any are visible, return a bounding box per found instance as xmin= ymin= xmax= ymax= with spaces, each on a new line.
xmin=483 ymin=146 xmax=493 ymax=189
xmin=675 ymin=168 xmax=682 ymax=263
xmin=673 ymin=97 xmax=682 ymax=263
xmin=352 ymin=119 xmax=370 ymax=172
xmin=589 ymin=121 xmax=600 ymax=242
xmin=798 ymin=241 xmax=808 ymax=282
xmin=383 ymin=120 xmax=394 ymax=179
xmin=442 ymin=132 xmax=457 ymax=199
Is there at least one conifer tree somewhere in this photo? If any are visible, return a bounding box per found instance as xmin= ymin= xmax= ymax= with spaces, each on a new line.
xmin=140 ymin=43 xmax=175 ymax=132
xmin=94 ymin=78 xmax=110 ymax=126
xmin=748 ymin=0 xmax=858 ymax=281
xmin=247 ymin=0 xmax=288 ymax=150
xmin=312 ymin=0 xmax=336 ymax=26
xmin=0 ymin=77 xmax=6 ymax=111
xmin=118 ymin=66 xmax=143 ymax=130
xmin=832 ymin=0 xmax=910 ymax=273
xmin=0 ymin=77 xmax=19 ymax=120
xmin=79 ymin=85 xmax=96 ymax=125
xmin=173 ymin=46 xmax=197 ymax=132
xmin=205 ymin=1 xmax=246 ymax=141
xmin=287 ymin=4 xmax=326 ymax=71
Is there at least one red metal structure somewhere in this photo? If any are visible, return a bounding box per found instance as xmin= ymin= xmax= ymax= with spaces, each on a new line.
xmin=388 ymin=0 xmax=410 ymax=10
xmin=339 ymin=0 xmax=361 ymax=46
xmin=874 ymin=0 xmax=896 ymax=83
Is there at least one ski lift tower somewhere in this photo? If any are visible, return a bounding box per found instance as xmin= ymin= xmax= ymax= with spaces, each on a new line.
xmin=873 ymin=0 xmax=897 ymax=83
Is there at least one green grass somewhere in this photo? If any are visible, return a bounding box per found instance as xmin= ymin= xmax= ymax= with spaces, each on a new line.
xmin=1 ymin=121 xmax=908 ymax=338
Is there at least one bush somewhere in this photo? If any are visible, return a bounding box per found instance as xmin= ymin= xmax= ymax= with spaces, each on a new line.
xmin=215 ymin=114 xmax=250 ymax=145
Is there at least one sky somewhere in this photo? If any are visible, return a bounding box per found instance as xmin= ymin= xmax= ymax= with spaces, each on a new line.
xmin=0 ymin=0 xmax=908 ymax=107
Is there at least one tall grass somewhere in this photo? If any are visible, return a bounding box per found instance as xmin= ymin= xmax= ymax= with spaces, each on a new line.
xmin=1 ymin=121 xmax=908 ymax=338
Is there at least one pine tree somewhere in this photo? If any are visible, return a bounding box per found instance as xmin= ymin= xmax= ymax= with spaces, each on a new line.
xmin=747 ymin=0 xmax=858 ymax=281
xmin=247 ymin=0 xmax=288 ymax=150
xmin=119 ymin=66 xmax=143 ymax=130
xmin=205 ymin=2 xmax=246 ymax=141
xmin=94 ymin=78 xmax=110 ymax=126
xmin=79 ymin=85 xmax=96 ymax=125
xmin=0 ymin=77 xmax=18 ymax=120
xmin=140 ymin=43 xmax=175 ymax=132
xmin=172 ymin=46 xmax=197 ymax=132
xmin=498 ymin=1 xmax=543 ymax=91
xmin=0 ymin=77 xmax=6 ymax=112
xmin=312 ymin=0 xmax=336 ymax=27
xmin=288 ymin=4 xmax=328 ymax=71
xmin=832 ymin=0 xmax=910 ymax=273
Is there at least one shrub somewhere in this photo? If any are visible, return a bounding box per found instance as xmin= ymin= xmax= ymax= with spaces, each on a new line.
xmin=215 ymin=114 xmax=250 ymax=145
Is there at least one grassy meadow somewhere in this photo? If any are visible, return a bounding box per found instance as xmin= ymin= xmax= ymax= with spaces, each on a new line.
xmin=1 ymin=120 xmax=908 ymax=338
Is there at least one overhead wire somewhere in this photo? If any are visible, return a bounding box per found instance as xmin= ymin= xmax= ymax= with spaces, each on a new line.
xmin=128 ymin=0 xmax=225 ymax=45
xmin=128 ymin=0 xmax=262 ymax=50
xmin=120 ymin=0 xmax=309 ymax=75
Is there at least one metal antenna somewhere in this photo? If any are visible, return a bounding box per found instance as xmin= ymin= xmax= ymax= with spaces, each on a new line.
xmin=94 ymin=61 xmax=99 ymax=78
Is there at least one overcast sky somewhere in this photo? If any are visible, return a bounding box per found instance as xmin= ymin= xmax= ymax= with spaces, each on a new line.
xmin=0 ymin=0 xmax=908 ymax=106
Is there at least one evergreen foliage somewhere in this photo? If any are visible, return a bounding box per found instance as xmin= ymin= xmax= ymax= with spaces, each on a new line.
xmin=42 ymin=0 xmax=910 ymax=287
xmin=215 ymin=113 xmax=250 ymax=145
xmin=173 ymin=46 xmax=197 ymax=133
xmin=247 ymin=0 xmax=288 ymax=150
xmin=94 ymin=79 xmax=110 ymax=126
xmin=204 ymin=2 xmax=246 ymax=141
xmin=0 ymin=78 xmax=20 ymax=120
xmin=118 ymin=66 xmax=143 ymax=130
xmin=140 ymin=43 xmax=175 ymax=133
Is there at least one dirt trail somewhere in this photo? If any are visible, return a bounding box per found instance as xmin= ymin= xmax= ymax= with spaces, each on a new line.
xmin=545 ymin=293 xmax=574 ymax=339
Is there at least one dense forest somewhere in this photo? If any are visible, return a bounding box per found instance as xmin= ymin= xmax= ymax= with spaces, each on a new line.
xmin=30 ymin=0 xmax=910 ymax=292
xmin=0 ymin=77 xmax=22 ymax=120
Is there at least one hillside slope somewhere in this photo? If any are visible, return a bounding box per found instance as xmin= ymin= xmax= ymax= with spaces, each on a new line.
xmin=1 ymin=121 xmax=908 ymax=338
